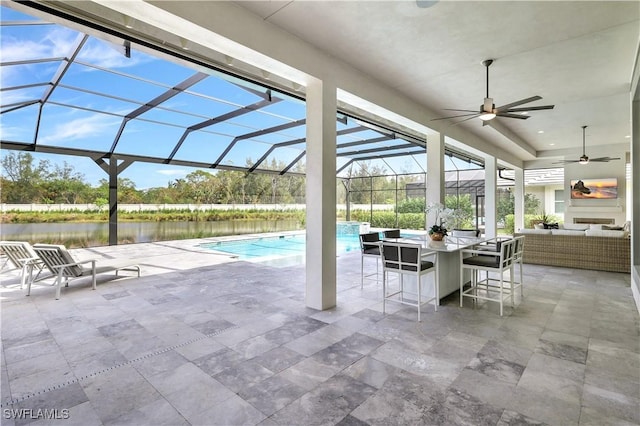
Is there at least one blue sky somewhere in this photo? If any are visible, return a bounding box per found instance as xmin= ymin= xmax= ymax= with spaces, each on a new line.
xmin=1 ymin=5 xmax=475 ymax=190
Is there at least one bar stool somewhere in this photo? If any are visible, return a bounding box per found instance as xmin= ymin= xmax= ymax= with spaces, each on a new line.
xmin=381 ymin=241 xmax=438 ymax=322
xmin=359 ymin=232 xmax=381 ymax=288
xmin=383 ymin=229 xmax=401 ymax=238
xmin=459 ymin=238 xmax=516 ymax=316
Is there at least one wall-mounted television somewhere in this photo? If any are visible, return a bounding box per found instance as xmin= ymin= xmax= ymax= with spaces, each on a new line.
xmin=570 ymin=178 xmax=618 ymax=199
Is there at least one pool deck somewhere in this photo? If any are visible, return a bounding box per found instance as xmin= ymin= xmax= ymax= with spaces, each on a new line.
xmin=1 ymin=237 xmax=638 ymax=425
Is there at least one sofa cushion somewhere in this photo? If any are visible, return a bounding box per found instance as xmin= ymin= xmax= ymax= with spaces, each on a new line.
xmin=518 ymin=228 xmax=552 ymax=235
xmin=584 ymin=229 xmax=628 ymax=238
xmin=589 ymin=224 xmax=603 ymax=230
xmin=551 ymin=229 xmax=586 ymax=236
xmin=561 ymin=224 xmax=589 ymax=231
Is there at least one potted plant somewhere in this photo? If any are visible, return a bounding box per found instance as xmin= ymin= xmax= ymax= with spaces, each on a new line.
xmin=531 ymin=210 xmax=559 ymax=228
xmin=425 ymin=202 xmax=452 ymax=241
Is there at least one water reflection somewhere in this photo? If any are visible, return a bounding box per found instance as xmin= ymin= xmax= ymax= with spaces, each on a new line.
xmin=0 ymin=220 xmax=302 ymax=247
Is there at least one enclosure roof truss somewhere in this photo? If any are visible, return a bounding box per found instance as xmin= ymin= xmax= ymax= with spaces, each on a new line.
xmin=1 ymin=4 xmax=485 ymax=179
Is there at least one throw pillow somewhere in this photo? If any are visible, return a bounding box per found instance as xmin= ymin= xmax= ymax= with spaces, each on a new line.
xmin=543 ymin=222 xmax=559 ymax=229
xmin=603 ymin=225 xmax=624 ymax=231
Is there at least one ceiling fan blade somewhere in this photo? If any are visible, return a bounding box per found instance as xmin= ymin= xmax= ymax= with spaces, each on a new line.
xmin=496 ymin=113 xmax=529 ymax=119
xmin=442 ymin=108 xmax=479 ymax=113
xmin=495 ymin=95 xmax=542 ymax=111
xmin=552 ymin=159 xmax=580 ymax=164
xmin=448 ymin=114 xmax=481 ymax=126
xmin=505 ymin=105 xmax=555 ymax=112
xmin=431 ymin=112 xmax=481 ymax=121
xmin=589 ymin=157 xmax=621 ymax=162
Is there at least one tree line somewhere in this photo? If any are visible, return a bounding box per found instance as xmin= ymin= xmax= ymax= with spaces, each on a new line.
xmin=1 ymin=152 xmax=427 ymax=206
xmin=0 ymin=152 xmax=309 ymax=205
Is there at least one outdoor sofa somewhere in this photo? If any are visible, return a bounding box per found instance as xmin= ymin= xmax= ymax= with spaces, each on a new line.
xmin=515 ymin=226 xmax=630 ymax=273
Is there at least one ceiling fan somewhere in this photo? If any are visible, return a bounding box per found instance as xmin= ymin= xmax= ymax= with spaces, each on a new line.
xmin=432 ymin=59 xmax=555 ymax=126
xmin=554 ymin=125 xmax=620 ymax=165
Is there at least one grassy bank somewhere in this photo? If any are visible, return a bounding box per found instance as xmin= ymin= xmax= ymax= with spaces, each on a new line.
xmin=1 ymin=208 xmax=428 ymax=230
xmin=1 ymin=209 xmax=307 ymax=224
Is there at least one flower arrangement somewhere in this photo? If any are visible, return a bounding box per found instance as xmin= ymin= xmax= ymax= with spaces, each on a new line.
xmin=425 ymin=202 xmax=453 ymax=237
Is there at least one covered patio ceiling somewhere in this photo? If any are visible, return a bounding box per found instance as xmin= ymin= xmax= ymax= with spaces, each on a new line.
xmin=1 ymin=3 xmax=584 ymax=189
xmin=1 ymin=5 xmax=492 ymax=183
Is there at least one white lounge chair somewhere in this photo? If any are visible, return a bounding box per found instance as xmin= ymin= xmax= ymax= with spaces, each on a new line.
xmin=32 ymin=244 xmax=141 ymax=299
xmin=0 ymin=241 xmax=50 ymax=289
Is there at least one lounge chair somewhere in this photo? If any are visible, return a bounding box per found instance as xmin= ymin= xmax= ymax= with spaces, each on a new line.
xmin=32 ymin=244 xmax=141 ymax=299
xmin=0 ymin=241 xmax=50 ymax=289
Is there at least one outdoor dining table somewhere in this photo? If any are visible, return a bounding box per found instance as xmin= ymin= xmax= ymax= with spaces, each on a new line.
xmin=382 ymin=234 xmax=491 ymax=303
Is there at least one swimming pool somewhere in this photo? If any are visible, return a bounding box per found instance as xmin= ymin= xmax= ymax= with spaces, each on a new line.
xmin=200 ymin=233 xmax=360 ymax=261
xmin=200 ymin=229 xmax=421 ymax=266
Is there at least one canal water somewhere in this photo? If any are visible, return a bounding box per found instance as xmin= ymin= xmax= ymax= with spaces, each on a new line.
xmin=0 ymin=220 xmax=302 ymax=247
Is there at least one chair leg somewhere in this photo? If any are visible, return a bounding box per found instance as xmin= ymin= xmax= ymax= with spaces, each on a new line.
xmin=519 ymin=262 xmax=524 ymax=297
xmin=459 ymin=266 xmax=464 ymax=308
xmin=510 ymin=267 xmax=515 ymax=307
xmin=472 ymin=270 xmax=478 ymax=308
xmin=361 ymin=255 xmax=364 ymax=288
xmin=434 ymin=262 xmax=438 ymax=312
xmin=417 ymin=275 xmax=421 ymax=322
xmin=20 ymin=263 xmax=28 ymax=289
xmin=55 ymin=271 xmax=63 ymax=300
xmin=382 ymin=270 xmax=386 ymax=314
xmin=499 ymin=275 xmax=503 ymax=316
xmin=26 ymin=270 xmax=33 ymax=296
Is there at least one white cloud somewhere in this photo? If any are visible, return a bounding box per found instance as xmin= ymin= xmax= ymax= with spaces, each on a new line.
xmin=1 ymin=26 xmax=153 ymax=88
xmin=157 ymin=169 xmax=188 ymax=176
xmin=39 ymin=113 xmax=118 ymax=144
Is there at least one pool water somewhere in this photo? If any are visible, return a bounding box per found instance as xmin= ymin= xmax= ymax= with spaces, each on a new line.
xmin=200 ymin=230 xmax=421 ymax=265
xmin=201 ymin=233 xmax=361 ymax=261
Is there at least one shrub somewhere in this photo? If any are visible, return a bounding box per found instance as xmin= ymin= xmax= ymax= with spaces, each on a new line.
xmin=504 ymin=214 xmax=514 ymax=234
xmin=396 ymin=197 xmax=426 ymax=213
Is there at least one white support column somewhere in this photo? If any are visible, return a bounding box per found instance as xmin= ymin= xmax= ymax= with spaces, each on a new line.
xmin=484 ymin=155 xmax=497 ymax=238
xmin=514 ymin=167 xmax=525 ymax=233
xmin=426 ymin=133 xmax=445 ymax=227
xmin=631 ymin=95 xmax=639 ymax=313
xmin=305 ymin=77 xmax=337 ymax=311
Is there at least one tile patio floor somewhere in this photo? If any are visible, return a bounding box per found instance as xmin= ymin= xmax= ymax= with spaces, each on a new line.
xmin=1 ymin=238 xmax=638 ymax=426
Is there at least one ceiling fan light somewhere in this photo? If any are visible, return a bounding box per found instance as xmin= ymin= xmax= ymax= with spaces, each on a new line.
xmin=479 ymin=112 xmax=496 ymax=121
xmin=579 ymin=155 xmax=589 ymax=165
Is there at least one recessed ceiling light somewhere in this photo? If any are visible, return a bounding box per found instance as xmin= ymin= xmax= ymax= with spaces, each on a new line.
xmin=625 ymin=135 xmax=631 ymax=138
xmin=549 ymin=143 xmax=555 ymax=146
xmin=538 ymin=130 xmax=544 ymax=134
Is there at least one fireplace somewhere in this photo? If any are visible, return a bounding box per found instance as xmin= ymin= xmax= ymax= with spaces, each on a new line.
xmin=573 ymin=218 xmax=615 ymax=224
